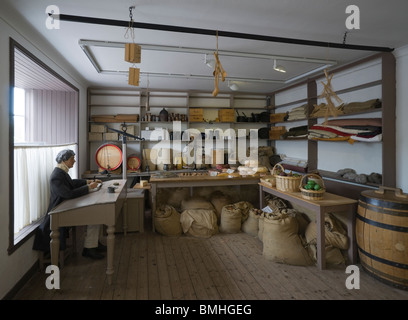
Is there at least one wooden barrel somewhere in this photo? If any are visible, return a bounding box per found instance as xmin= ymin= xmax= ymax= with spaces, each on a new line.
xmin=127 ymin=154 xmax=141 ymax=172
xmin=95 ymin=143 xmax=123 ymax=170
xmin=356 ymin=186 xmax=408 ymax=290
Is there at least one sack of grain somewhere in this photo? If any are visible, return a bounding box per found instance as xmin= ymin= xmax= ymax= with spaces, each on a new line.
xmin=180 ymin=209 xmax=218 ymax=238
xmin=219 ymin=204 xmax=242 ymax=233
xmin=181 ymin=197 xmax=215 ymax=211
xmin=154 ymin=205 xmax=182 ymax=236
xmin=263 ymin=213 xmax=313 ymax=266
xmin=307 ymin=244 xmax=346 ymax=265
xmin=242 ymin=208 xmax=262 ymax=237
xmin=209 ymin=191 xmax=233 ymax=224
xmin=305 ymin=213 xmax=349 ymax=250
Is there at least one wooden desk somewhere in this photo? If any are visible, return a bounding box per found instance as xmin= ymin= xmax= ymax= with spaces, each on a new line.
xmin=259 ymin=183 xmax=358 ymax=270
xmin=49 ymin=179 xmax=126 ymax=285
xmin=150 ymin=175 xmax=260 ymax=231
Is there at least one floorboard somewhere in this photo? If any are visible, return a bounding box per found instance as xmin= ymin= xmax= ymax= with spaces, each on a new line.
xmin=12 ymin=222 xmax=408 ymax=302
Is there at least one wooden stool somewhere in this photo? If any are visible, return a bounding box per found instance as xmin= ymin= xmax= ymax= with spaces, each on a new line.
xmin=38 ymin=227 xmax=77 ymax=271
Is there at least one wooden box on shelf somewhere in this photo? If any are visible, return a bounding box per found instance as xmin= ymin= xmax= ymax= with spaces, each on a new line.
xmin=88 ymin=132 xmax=103 ymax=141
xmin=218 ymin=109 xmax=235 ymax=122
xmin=269 ymin=126 xmax=286 ymax=140
xmin=90 ymin=124 xmax=106 ymax=133
xmin=270 ymin=113 xmax=287 ymax=123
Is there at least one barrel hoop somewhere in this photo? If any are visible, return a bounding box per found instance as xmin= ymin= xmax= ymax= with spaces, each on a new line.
xmin=360 ymin=260 xmax=408 ymax=289
xmin=357 ymin=246 xmax=408 ymax=270
xmin=356 ymin=213 xmax=408 ymax=233
xmin=359 ymin=194 xmax=408 ymax=212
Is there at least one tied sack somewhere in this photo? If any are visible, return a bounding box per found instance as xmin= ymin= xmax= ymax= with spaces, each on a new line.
xmin=242 ymin=208 xmax=262 ymax=237
xmin=154 ymin=205 xmax=182 ymax=237
xmin=180 ymin=209 xmax=218 ymax=238
xmin=263 ymin=213 xmax=313 ymax=266
xmin=305 ymin=213 xmax=349 ymax=250
xmin=219 ymin=201 xmax=253 ymax=233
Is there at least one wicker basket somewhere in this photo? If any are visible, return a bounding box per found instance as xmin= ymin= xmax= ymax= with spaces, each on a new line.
xmin=299 ymin=173 xmax=326 ymax=200
xmin=273 ymin=163 xmax=302 ymax=192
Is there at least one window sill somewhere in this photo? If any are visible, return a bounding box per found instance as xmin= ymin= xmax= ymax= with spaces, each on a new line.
xmin=8 ymin=218 xmax=43 ymax=255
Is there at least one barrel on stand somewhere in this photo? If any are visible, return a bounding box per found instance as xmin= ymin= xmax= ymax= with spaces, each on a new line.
xmin=95 ymin=143 xmax=123 ymax=174
xmin=356 ymin=186 xmax=408 ymax=290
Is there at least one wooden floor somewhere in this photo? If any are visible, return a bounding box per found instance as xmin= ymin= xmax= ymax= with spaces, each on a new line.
xmin=13 ymin=217 xmax=408 ymax=301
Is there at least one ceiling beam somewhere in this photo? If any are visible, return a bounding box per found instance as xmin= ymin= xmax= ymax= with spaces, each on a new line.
xmin=58 ymin=13 xmax=394 ymax=52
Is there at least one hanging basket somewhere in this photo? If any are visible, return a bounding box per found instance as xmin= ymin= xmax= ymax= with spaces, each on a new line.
xmin=273 ymin=163 xmax=302 ymax=192
xmin=299 ymin=173 xmax=326 ymax=200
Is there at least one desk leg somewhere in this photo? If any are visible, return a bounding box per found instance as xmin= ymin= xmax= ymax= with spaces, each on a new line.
xmin=123 ymin=200 xmax=128 ymax=236
xmin=347 ymin=203 xmax=358 ymax=265
xmin=151 ymin=183 xmax=157 ymax=232
xmin=316 ymin=209 xmax=326 ymax=270
xmin=106 ymin=225 xmax=115 ymax=285
xmin=50 ymin=227 xmax=60 ymax=268
xmin=259 ymin=186 xmax=265 ymax=208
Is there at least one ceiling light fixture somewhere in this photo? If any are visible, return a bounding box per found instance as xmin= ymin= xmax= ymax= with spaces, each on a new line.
xmin=273 ymin=59 xmax=286 ymax=73
xmin=228 ymin=81 xmax=239 ymax=91
xmin=204 ymin=54 xmax=215 ymax=69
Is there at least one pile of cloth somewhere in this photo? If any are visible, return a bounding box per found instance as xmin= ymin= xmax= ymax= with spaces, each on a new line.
xmin=282 ymin=125 xmax=308 ymax=139
xmin=308 ymin=118 xmax=382 ymax=144
xmin=310 ymin=98 xmax=381 ymax=118
xmin=287 ymin=104 xmax=308 ymax=121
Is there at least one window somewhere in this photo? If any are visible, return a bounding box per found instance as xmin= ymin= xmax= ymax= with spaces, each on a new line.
xmin=8 ymin=38 xmax=79 ymax=254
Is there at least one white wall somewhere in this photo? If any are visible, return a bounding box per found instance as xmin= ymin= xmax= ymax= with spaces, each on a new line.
xmin=0 ymin=3 xmax=88 ymax=299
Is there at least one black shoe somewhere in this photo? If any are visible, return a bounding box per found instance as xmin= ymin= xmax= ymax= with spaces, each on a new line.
xmin=82 ymin=248 xmax=104 ymax=260
xmin=97 ymin=242 xmax=107 ymax=253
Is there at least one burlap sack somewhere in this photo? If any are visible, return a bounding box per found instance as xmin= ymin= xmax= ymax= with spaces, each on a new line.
xmin=154 ymin=205 xmax=182 ymax=237
xmin=180 ymin=209 xmax=218 ymax=238
xmin=241 ymin=208 xmax=261 ymax=237
xmin=219 ymin=205 xmax=242 ymax=233
xmin=307 ymin=244 xmax=346 ymax=265
xmin=258 ymin=215 xmax=264 ymax=242
xmin=209 ymin=191 xmax=233 ymax=224
xmin=305 ymin=213 xmax=349 ymax=250
xmin=263 ymin=213 xmax=313 ymax=266
xmin=181 ymin=197 xmax=215 ymax=211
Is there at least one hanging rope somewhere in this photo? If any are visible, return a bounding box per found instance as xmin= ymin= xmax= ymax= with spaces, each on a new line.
xmin=212 ymin=30 xmax=227 ymax=97
xmin=124 ymin=6 xmax=135 ymax=42
xmin=318 ymin=69 xmax=343 ymax=124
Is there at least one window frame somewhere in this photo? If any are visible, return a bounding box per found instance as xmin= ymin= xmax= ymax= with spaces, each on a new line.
xmin=8 ymin=38 xmax=80 ymax=255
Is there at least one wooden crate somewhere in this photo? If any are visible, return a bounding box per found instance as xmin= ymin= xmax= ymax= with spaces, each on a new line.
xmin=90 ymin=124 xmax=106 ymax=133
xmin=189 ymin=115 xmax=204 ymax=122
xmin=269 ymin=126 xmax=286 ymax=140
xmin=88 ymin=132 xmax=103 ymax=141
xmin=270 ymin=113 xmax=287 ymax=123
xmin=218 ymin=109 xmax=235 ymax=122
xmin=189 ymin=108 xmax=204 ymax=116
xmin=104 ymin=132 xmax=119 ymax=141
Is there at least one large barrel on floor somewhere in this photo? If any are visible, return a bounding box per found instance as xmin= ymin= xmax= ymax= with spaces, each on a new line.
xmin=356 ymin=186 xmax=408 ymax=290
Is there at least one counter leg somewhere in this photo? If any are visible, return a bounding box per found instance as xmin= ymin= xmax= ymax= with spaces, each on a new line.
xmin=123 ymin=200 xmax=128 ymax=236
xmin=151 ymin=183 xmax=157 ymax=232
xmin=347 ymin=203 xmax=358 ymax=265
xmin=316 ymin=209 xmax=326 ymax=270
xmin=106 ymin=225 xmax=115 ymax=285
xmin=50 ymin=227 xmax=60 ymax=268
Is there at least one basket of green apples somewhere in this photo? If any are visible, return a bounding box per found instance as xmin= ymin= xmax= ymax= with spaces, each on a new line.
xmin=300 ymin=173 xmax=325 ymax=200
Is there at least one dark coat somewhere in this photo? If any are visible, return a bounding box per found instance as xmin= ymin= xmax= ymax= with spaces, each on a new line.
xmin=32 ymin=167 xmax=89 ymax=252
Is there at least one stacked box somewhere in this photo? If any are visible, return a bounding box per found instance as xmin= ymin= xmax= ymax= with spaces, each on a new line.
xmin=269 ymin=126 xmax=286 ymax=140
xmin=104 ymin=132 xmax=119 ymax=141
xmin=218 ymin=109 xmax=235 ymax=122
xmin=270 ymin=113 xmax=287 ymax=123
xmin=189 ymin=108 xmax=204 ymax=122
xmin=88 ymin=132 xmax=103 ymax=141
xmin=90 ymin=124 xmax=106 ymax=133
